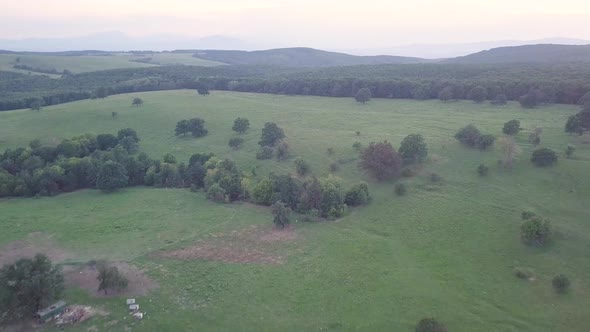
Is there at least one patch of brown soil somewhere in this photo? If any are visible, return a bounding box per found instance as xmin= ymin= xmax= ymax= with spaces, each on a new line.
xmin=64 ymin=262 xmax=158 ymax=297
xmin=0 ymin=232 xmax=73 ymax=266
xmin=158 ymin=224 xmax=296 ymax=265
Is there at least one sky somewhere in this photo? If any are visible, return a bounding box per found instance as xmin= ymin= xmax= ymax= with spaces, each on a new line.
xmin=1 ymin=0 xmax=590 ymax=48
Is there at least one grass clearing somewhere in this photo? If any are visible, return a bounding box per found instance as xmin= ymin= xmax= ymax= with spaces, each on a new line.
xmin=1 ymin=91 xmax=589 ymax=331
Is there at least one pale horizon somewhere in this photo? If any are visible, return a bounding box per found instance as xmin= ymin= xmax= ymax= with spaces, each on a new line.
xmin=2 ymin=0 xmax=590 ymax=49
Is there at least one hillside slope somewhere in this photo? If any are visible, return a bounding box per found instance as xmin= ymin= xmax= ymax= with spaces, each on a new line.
xmin=192 ymin=47 xmax=430 ymax=67
xmin=446 ymin=44 xmax=590 ymax=64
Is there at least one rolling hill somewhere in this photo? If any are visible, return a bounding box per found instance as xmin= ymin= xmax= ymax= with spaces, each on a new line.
xmin=191 ymin=47 xmax=430 ymax=67
xmin=446 ymin=44 xmax=590 ymax=64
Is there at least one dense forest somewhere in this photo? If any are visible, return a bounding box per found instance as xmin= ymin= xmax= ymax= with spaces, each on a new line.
xmin=1 ymin=62 xmax=589 ymax=111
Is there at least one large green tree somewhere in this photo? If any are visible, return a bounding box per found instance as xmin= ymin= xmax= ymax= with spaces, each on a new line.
xmin=502 ymin=119 xmax=522 ymax=136
xmin=96 ymin=161 xmax=128 ymax=191
xmin=232 ymin=117 xmax=250 ymax=134
xmin=259 ymin=122 xmax=285 ymax=147
xmin=469 ymin=86 xmax=487 ymax=103
xmin=399 ymin=133 xmax=428 ymax=164
xmin=354 ymin=88 xmax=372 ymax=104
xmin=0 ymin=254 xmax=64 ymax=319
xmin=97 ymin=261 xmax=128 ymax=295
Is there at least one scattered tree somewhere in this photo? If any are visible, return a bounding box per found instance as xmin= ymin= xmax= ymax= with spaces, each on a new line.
xmin=528 ymin=127 xmax=542 ymax=146
xmin=521 ymin=217 xmax=551 ymax=246
xmin=359 ymin=141 xmax=402 ymax=181
xmin=476 ymin=134 xmax=496 ymax=150
xmin=455 ymin=124 xmax=482 ymax=147
xmin=294 ymin=157 xmax=311 ymax=175
xmin=497 ymin=136 xmax=521 ymax=168
xmin=259 ymin=122 xmax=285 ymax=147
xmin=565 ymin=114 xmax=584 ymax=135
xmin=272 ymin=201 xmax=291 ymax=229
xmin=355 ymin=131 xmax=361 ymax=136
xmin=132 ymin=97 xmax=143 ymax=107
xmin=232 ymin=117 xmax=250 ymax=134
xmin=327 ymin=147 xmax=334 ymax=155
xmin=552 ymin=275 xmax=571 ymax=294
xmin=0 ymin=254 xmax=64 ymax=319
xmin=415 ymin=318 xmax=448 ymax=332
xmin=352 ymin=142 xmax=362 ymax=151
xmin=531 ymin=148 xmax=558 ymax=167
xmin=96 ymin=161 xmax=128 ymax=191
xmin=503 ymin=120 xmax=522 ymax=136
xmin=354 ymin=88 xmax=372 ymax=104
xmin=399 ymin=133 xmax=428 ymax=164
xmin=111 ymin=111 xmax=118 ymax=119
xmin=97 ymin=261 xmax=128 ymax=295
xmin=228 ymin=137 xmax=244 ymax=149
xmin=469 ymin=86 xmax=487 ymax=103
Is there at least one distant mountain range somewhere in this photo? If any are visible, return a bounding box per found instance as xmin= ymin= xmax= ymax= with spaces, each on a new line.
xmin=1 ymin=32 xmax=589 ymax=59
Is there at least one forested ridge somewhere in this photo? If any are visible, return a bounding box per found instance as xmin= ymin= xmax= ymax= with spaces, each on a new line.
xmin=1 ymin=62 xmax=589 ymax=111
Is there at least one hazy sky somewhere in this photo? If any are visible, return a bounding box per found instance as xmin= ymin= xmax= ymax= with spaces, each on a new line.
xmin=2 ymin=0 xmax=589 ymax=47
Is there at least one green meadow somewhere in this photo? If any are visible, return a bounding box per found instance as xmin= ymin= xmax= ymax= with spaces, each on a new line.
xmin=0 ymin=53 xmax=223 ymax=75
xmin=1 ymin=90 xmax=589 ymax=331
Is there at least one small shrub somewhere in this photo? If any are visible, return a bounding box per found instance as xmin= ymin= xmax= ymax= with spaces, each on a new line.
xmin=552 ymin=274 xmax=570 ymax=293
xmin=477 ymin=164 xmax=489 ymax=176
xmin=256 ymin=146 xmax=274 ymax=160
xmin=520 ymin=217 xmax=551 ymax=246
xmin=327 ymin=147 xmax=334 ymax=155
xmin=394 ymin=183 xmax=407 ymax=196
xmin=521 ymin=210 xmax=536 ymax=220
xmin=531 ymin=148 xmax=558 ymax=167
xmin=415 ymin=318 xmax=448 ymax=332
xmin=565 ymin=145 xmax=575 ymax=159
xmin=352 ymin=142 xmax=362 ymax=150
xmin=276 ymin=141 xmax=290 ymax=161
xmin=503 ymin=119 xmax=522 ymax=136
xmin=355 ymin=131 xmax=361 ymax=136
xmin=294 ymin=157 xmax=311 ymax=176
xmin=430 ymin=173 xmax=441 ymax=183
xmin=344 ymin=182 xmax=370 ymax=206
xmin=207 ymin=183 xmax=227 ymax=202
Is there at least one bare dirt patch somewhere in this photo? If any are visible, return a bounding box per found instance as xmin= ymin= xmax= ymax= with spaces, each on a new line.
xmin=158 ymin=224 xmax=297 ymax=265
xmin=0 ymin=232 xmax=73 ymax=266
xmin=64 ymin=262 xmax=158 ymax=297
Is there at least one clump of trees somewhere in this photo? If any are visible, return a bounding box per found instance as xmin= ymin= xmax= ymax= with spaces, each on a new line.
xmin=469 ymin=86 xmax=487 ymax=103
xmin=354 ymin=88 xmax=371 ymax=104
xmin=438 ymin=86 xmax=454 ymax=102
xmin=399 ymin=134 xmax=428 ymax=164
xmin=96 ymin=161 xmax=129 ymax=192
xmin=97 ymin=261 xmax=129 ymax=295
xmin=491 ymin=94 xmax=507 ymax=106
xmin=359 ymin=141 xmax=402 ymax=181
xmin=0 ymin=254 xmax=64 ymax=320
xmin=454 ymin=125 xmax=495 ymax=150
xmin=531 ymin=148 xmax=558 ymax=167
xmin=175 ymin=118 xmax=208 ymax=137
xmin=232 ymin=117 xmax=250 ymax=134
xmin=256 ymin=146 xmax=274 ymax=160
xmin=204 ymin=159 xmax=248 ymax=203
xmin=344 ymin=182 xmax=370 ymax=206
xmin=564 ymin=100 xmax=590 ymax=135
xmin=502 ymin=120 xmax=522 ymax=136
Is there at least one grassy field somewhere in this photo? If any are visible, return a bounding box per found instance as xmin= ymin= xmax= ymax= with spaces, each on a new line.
xmin=1 ymin=91 xmax=589 ymax=331
xmin=0 ymin=53 xmax=223 ymax=75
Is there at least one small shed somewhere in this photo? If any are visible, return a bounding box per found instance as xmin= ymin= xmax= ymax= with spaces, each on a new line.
xmin=36 ymin=300 xmax=67 ymax=323
xmin=126 ymin=298 xmax=136 ymax=305
xmin=129 ymin=304 xmax=140 ymax=311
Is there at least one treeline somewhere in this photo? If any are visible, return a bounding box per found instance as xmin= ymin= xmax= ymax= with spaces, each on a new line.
xmin=1 ymin=63 xmax=589 ymax=111
xmin=12 ymin=64 xmax=68 ymax=75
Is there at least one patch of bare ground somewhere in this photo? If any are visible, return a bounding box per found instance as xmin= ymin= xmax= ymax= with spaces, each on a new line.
xmin=0 ymin=232 xmax=73 ymax=266
xmin=64 ymin=262 xmax=158 ymax=297
xmin=158 ymin=224 xmax=296 ymax=265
